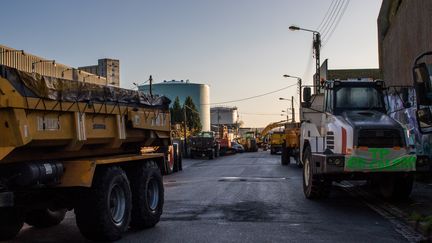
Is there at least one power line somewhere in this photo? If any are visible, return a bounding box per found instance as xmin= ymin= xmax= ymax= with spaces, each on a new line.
xmin=206 ymin=83 xmax=297 ymax=105
xmin=321 ymin=0 xmax=345 ymax=37
xmin=240 ymin=112 xmax=284 ymax=116
xmin=317 ymin=0 xmax=337 ymax=32
xmin=323 ymin=0 xmax=350 ymax=46
xmin=319 ymin=0 xmax=343 ymax=37
xmin=322 ymin=0 xmax=346 ymax=41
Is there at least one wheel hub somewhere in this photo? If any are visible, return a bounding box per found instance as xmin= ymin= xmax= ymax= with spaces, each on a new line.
xmin=147 ymin=178 xmax=159 ymax=211
xmin=109 ymin=184 xmax=126 ymax=225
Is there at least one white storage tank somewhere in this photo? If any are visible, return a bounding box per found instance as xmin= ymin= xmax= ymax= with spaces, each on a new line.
xmin=139 ymin=80 xmax=210 ymax=131
xmin=211 ymin=106 xmax=239 ymax=125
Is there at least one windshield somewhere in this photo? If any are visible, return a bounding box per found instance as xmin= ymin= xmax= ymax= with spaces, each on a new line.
xmin=198 ymin=132 xmax=213 ymax=138
xmin=334 ymin=87 xmax=385 ymax=112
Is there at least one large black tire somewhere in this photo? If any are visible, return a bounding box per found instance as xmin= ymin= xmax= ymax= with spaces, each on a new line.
xmin=302 ymin=146 xmax=331 ymax=199
xmin=281 ymin=144 xmax=289 ymax=166
xmin=208 ymin=149 xmax=215 ymax=160
xmin=178 ymin=152 xmax=183 ymax=171
xmin=26 ymin=208 xmax=67 ymax=228
xmin=379 ymin=174 xmax=413 ymax=200
xmin=0 ymin=207 xmax=23 ymax=241
xmin=75 ymin=166 xmax=132 ymax=241
xmin=295 ymin=154 xmax=303 ymax=168
xmin=129 ymin=161 xmax=165 ymax=229
xmin=173 ymin=144 xmax=180 ymax=173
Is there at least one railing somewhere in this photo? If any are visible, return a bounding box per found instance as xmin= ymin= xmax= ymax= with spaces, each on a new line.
xmin=0 ymin=45 xmax=107 ymax=85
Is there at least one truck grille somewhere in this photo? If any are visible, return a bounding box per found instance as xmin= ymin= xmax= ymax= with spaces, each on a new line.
xmin=357 ymin=129 xmax=403 ymax=148
xmin=326 ymin=131 xmax=334 ymax=149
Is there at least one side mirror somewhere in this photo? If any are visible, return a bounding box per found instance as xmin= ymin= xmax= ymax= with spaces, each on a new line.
xmin=413 ymin=63 xmax=432 ymax=106
xmin=302 ymin=87 xmax=312 ymax=108
xmin=416 ymin=107 xmax=432 ymax=134
xmin=303 ymin=87 xmax=311 ymax=103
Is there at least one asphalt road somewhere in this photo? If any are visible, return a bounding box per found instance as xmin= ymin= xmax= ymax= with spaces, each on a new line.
xmin=12 ymin=151 xmax=415 ymax=242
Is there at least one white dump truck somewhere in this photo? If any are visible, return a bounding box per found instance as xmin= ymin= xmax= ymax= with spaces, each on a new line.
xmin=299 ymin=80 xmax=430 ymax=200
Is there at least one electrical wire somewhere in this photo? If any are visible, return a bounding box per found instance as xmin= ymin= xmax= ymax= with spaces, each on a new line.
xmin=240 ymin=112 xmax=284 ymax=116
xmin=322 ymin=0 xmax=345 ymax=41
xmin=322 ymin=0 xmax=350 ymax=46
xmin=319 ymin=0 xmax=343 ymax=37
xmin=206 ymin=83 xmax=297 ymax=105
xmin=321 ymin=0 xmax=345 ymax=37
xmin=317 ymin=0 xmax=337 ymax=32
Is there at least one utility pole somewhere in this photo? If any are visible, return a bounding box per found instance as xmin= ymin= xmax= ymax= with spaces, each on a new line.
xmin=183 ymin=104 xmax=188 ymax=156
xmin=313 ymin=33 xmax=321 ymax=94
xmin=291 ymin=96 xmax=295 ymax=123
xmin=149 ymin=75 xmax=153 ymax=97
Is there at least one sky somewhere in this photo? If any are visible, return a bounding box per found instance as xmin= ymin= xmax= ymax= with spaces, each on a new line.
xmin=1 ymin=0 xmax=382 ymax=127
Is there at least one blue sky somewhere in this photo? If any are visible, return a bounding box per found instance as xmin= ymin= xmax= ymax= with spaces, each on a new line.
xmin=1 ymin=0 xmax=382 ymax=127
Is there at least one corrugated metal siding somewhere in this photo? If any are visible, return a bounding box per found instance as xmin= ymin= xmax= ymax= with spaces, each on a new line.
xmin=381 ymin=0 xmax=432 ymax=86
xmin=0 ymin=44 xmax=108 ymax=86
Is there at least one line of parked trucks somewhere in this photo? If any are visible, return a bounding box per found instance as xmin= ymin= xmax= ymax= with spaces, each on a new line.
xmin=188 ymin=127 xmax=259 ymax=159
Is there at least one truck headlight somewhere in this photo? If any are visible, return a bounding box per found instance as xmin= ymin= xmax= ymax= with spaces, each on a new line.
xmin=328 ymin=157 xmax=344 ymax=167
xmin=417 ymin=156 xmax=429 ymax=166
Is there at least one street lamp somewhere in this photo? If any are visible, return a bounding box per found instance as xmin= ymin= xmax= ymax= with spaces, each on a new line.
xmin=289 ymin=25 xmax=322 ymax=93
xmin=279 ymin=96 xmax=296 ymax=123
xmin=283 ymin=74 xmax=302 ymax=104
xmin=32 ymin=60 xmax=56 ymax=73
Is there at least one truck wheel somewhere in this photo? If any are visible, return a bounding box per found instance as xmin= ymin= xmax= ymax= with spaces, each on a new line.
xmin=0 ymin=207 xmax=23 ymax=241
xmin=209 ymin=149 xmax=215 ymax=160
xmin=75 ymin=166 xmax=132 ymax=241
xmin=302 ymin=146 xmax=331 ymax=199
xmin=129 ymin=161 xmax=164 ymax=229
xmin=295 ymin=153 xmax=302 ymax=168
xmin=178 ymin=152 xmax=183 ymax=171
xmin=173 ymin=144 xmax=179 ymax=173
xmin=26 ymin=208 xmax=67 ymax=228
xmin=379 ymin=174 xmax=413 ymax=200
xmin=281 ymin=145 xmax=289 ymax=166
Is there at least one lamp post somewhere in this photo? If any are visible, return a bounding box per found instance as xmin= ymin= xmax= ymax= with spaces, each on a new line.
xmin=279 ymin=97 xmax=295 ymax=123
xmin=32 ymin=60 xmax=56 ymax=73
xmin=289 ymin=25 xmax=321 ymax=93
xmin=283 ymin=74 xmax=302 ymax=105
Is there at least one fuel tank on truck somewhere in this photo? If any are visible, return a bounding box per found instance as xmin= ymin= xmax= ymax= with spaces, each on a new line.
xmin=0 ymin=65 xmax=171 ymax=164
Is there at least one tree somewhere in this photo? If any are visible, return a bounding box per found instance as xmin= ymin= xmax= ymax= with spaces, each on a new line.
xmin=170 ymin=97 xmax=183 ymax=124
xmin=184 ymin=96 xmax=202 ymax=133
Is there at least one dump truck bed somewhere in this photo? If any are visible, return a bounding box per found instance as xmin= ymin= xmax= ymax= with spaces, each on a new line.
xmin=0 ymin=65 xmax=171 ymax=163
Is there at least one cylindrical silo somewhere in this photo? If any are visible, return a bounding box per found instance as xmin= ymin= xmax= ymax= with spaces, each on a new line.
xmin=139 ymin=80 xmax=210 ymax=131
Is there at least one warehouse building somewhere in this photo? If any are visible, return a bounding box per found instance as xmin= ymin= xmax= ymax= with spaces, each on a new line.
xmin=378 ymin=0 xmax=432 ymax=85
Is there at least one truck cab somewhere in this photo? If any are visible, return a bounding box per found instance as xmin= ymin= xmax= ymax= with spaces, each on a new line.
xmin=300 ymin=80 xmax=423 ymax=199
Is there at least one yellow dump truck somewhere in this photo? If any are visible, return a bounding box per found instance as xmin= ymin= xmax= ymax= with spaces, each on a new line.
xmin=281 ymin=123 xmax=301 ymax=167
xmin=0 ymin=65 xmax=180 ymax=241
xmin=269 ymin=131 xmax=285 ymax=155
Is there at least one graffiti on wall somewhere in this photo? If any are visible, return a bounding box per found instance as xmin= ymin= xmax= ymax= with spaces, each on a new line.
xmin=386 ymin=88 xmax=432 ymax=158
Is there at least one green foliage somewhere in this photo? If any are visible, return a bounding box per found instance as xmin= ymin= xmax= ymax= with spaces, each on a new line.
xmin=170 ymin=97 xmax=183 ymax=124
xmin=184 ymin=96 xmax=202 ymax=133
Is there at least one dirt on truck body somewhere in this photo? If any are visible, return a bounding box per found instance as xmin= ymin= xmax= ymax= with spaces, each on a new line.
xmin=0 ymin=65 xmax=182 ymax=241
